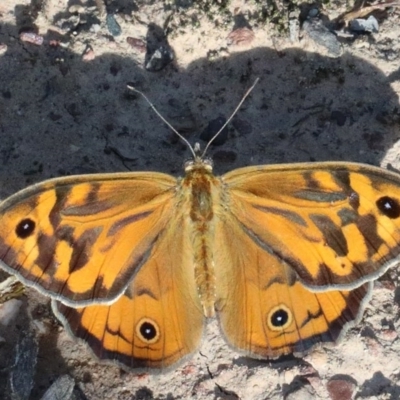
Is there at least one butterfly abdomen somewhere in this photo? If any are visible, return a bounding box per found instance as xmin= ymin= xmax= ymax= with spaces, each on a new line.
xmin=183 ymin=165 xmax=220 ymax=318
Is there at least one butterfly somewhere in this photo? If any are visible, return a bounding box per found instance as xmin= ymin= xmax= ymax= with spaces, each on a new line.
xmin=0 ymin=84 xmax=400 ymax=371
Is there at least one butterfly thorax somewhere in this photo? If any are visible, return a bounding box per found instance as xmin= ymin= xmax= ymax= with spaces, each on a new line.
xmin=182 ymin=160 xmax=219 ymax=318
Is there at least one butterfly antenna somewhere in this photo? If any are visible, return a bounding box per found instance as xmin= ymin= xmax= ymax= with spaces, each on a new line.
xmin=127 ymin=84 xmax=197 ymax=159
xmin=201 ymin=78 xmax=260 ymax=158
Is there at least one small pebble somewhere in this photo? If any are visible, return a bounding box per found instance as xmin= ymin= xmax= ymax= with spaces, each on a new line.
xmin=289 ymin=10 xmax=300 ymax=42
xmin=90 ymin=24 xmax=101 ymax=33
xmin=19 ymin=32 xmax=44 ymax=46
xmin=227 ymin=27 xmax=255 ymax=47
xmin=349 ymin=15 xmax=379 ymax=33
xmin=56 ymin=15 xmax=80 ymax=33
xmin=127 ymin=37 xmax=146 ymax=53
xmin=0 ymin=299 xmax=22 ymax=326
xmin=69 ymin=5 xmax=85 ymax=14
xmin=82 ymin=47 xmax=95 ymax=61
xmin=302 ymin=17 xmax=342 ymax=57
xmin=327 ymin=377 xmax=357 ymax=400
xmin=106 ymin=14 xmax=122 ymax=36
xmin=308 ymin=8 xmax=319 ymax=17
xmin=379 ymin=329 xmax=398 ymax=341
xmin=145 ymin=46 xmax=174 ymax=72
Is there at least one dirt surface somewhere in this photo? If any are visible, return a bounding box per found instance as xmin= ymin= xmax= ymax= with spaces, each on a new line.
xmin=0 ymin=1 xmax=400 ymax=399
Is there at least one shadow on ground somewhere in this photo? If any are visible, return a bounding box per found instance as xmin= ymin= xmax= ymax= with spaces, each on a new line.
xmin=1 ymin=16 xmax=400 ymax=399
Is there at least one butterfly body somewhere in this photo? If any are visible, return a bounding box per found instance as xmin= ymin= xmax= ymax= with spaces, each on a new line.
xmin=1 ymin=160 xmax=400 ymax=370
xmin=177 ymin=158 xmax=219 ymax=318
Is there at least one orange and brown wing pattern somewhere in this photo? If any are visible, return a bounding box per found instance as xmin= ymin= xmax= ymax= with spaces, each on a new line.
xmin=214 ymin=214 xmax=371 ymax=357
xmin=223 ymin=162 xmax=400 ymax=290
xmin=0 ymin=172 xmax=177 ymax=306
xmin=53 ymin=213 xmax=204 ymax=370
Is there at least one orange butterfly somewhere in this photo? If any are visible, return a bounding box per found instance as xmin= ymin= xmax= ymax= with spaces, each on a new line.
xmin=0 ymin=82 xmax=399 ymax=370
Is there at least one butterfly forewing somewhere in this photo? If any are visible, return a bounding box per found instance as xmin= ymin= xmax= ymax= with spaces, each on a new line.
xmin=222 ymin=162 xmax=400 ymax=290
xmin=0 ymin=172 xmax=178 ymax=305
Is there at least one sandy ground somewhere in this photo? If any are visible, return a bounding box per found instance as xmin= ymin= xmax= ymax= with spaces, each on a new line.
xmin=0 ymin=0 xmax=400 ymax=399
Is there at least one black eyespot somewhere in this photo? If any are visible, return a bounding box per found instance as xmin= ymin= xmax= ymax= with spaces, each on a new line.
xmin=376 ymin=196 xmax=400 ymax=219
xmin=136 ymin=318 xmax=160 ymax=344
xmin=140 ymin=321 xmax=156 ymax=340
xmin=271 ymin=309 xmax=289 ymax=327
xmin=15 ymin=218 xmax=36 ymax=238
xmin=267 ymin=304 xmax=292 ymax=331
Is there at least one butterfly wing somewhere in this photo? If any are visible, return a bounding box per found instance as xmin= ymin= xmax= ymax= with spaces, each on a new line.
xmin=222 ymin=162 xmax=400 ymax=290
xmin=214 ymin=161 xmax=399 ymax=357
xmin=0 ymin=172 xmax=177 ymax=305
xmin=52 ymin=212 xmax=204 ymax=370
xmin=214 ymin=214 xmax=371 ymax=357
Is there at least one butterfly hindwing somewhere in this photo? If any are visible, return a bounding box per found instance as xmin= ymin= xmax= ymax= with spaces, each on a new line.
xmin=53 ymin=212 xmax=204 ymax=370
xmin=214 ymin=214 xmax=371 ymax=357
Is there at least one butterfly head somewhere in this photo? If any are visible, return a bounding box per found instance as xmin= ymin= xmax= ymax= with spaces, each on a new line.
xmin=184 ymin=142 xmax=213 ymax=173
